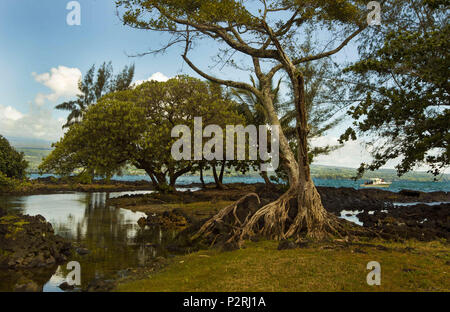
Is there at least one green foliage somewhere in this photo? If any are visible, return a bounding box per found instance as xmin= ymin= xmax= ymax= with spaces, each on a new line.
xmin=40 ymin=76 xmax=244 ymax=190
xmin=0 ymin=172 xmax=15 ymax=191
xmin=56 ymin=62 xmax=135 ymax=128
xmin=0 ymin=135 xmax=28 ymax=179
xmin=341 ymin=0 xmax=449 ymax=177
xmin=75 ymin=171 xmax=94 ymax=184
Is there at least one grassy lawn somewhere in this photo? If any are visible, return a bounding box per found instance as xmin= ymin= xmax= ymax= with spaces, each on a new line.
xmin=116 ymin=240 xmax=449 ymax=292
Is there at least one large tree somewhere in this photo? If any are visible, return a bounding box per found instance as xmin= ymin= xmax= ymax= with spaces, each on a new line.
xmin=40 ymin=76 xmax=243 ymax=191
xmin=341 ymin=0 xmax=449 ymax=178
xmin=117 ymin=0 xmax=371 ymax=241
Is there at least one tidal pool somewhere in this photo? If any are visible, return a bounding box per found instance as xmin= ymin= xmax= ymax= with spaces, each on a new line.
xmin=0 ymin=191 xmax=184 ymax=292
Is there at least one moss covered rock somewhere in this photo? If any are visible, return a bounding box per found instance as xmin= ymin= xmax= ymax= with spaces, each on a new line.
xmin=0 ymin=214 xmax=72 ymax=269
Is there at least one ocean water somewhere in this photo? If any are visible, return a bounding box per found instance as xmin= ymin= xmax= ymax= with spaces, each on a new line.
xmin=29 ymin=174 xmax=449 ymax=193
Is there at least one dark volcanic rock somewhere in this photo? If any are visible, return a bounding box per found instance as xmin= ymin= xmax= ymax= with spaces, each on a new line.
xmin=142 ymin=209 xmax=190 ymax=230
xmin=59 ymin=282 xmax=75 ymax=291
xmin=13 ymin=276 xmax=41 ymax=292
xmin=85 ymin=278 xmax=116 ymax=292
xmin=75 ymin=247 xmax=90 ymax=256
xmin=0 ymin=214 xmax=72 ymax=269
xmin=357 ymin=203 xmax=450 ymax=240
xmin=317 ymin=187 xmax=393 ymax=213
xmin=221 ymin=241 xmax=240 ymax=252
xmin=399 ymin=190 xmax=421 ymax=197
xmin=278 ymin=240 xmax=298 ymax=250
xmin=315 ymin=187 xmax=449 ymax=214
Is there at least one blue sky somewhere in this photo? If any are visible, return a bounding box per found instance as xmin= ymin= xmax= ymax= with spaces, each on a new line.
xmin=0 ymin=0 xmax=389 ymax=169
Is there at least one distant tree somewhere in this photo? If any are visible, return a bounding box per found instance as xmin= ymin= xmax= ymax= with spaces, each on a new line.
xmin=341 ymin=0 xmax=449 ymax=178
xmin=55 ymin=62 xmax=135 ymax=128
xmin=40 ymin=76 xmax=243 ymax=191
xmin=0 ymin=135 xmax=28 ymax=179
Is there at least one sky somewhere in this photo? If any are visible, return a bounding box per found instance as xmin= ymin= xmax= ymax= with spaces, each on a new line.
xmin=0 ymin=0 xmax=394 ymax=169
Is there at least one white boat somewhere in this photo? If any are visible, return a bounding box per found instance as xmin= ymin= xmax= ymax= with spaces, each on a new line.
xmin=360 ymin=178 xmax=392 ymax=188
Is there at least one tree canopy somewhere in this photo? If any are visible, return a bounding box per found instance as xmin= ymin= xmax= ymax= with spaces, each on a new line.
xmin=40 ymin=75 xmax=244 ymax=190
xmin=56 ymin=62 xmax=135 ymax=128
xmin=341 ymin=0 xmax=449 ymax=177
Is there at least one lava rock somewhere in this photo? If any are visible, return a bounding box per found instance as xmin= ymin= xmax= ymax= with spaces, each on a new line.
xmin=75 ymin=247 xmax=90 ymax=256
xmin=277 ymin=240 xmax=297 ymax=250
xmin=0 ymin=214 xmax=72 ymax=269
xmin=13 ymin=277 xmax=40 ymax=292
xmin=221 ymin=241 xmax=240 ymax=252
xmin=85 ymin=278 xmax=116 ymax=292
xmin=59 ymin=282 xmax=75 ymax=291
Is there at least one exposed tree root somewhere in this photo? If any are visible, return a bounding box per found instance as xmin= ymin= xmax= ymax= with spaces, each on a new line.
xmin=193 ymin=181 xmax=376 ymax=247
xmin=191 ymin=193 xmax=261 ymax=242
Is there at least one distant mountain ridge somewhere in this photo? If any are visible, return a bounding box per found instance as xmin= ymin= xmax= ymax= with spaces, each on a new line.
xmin=6 ymin=136 xmax=52 ymax=149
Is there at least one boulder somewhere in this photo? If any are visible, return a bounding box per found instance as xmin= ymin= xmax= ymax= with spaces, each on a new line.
xmin=277 ymin=240 xmax=297 ymax=250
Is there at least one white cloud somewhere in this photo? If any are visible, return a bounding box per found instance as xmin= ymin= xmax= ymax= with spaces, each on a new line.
xmin=310 ymin=135 xmax=405 ymax=169
xmin=133 ymin=72 xmax=170 ymax=86
xmin=0 ymin=105 xmax=23 ymax=121
xmin=0 ymin=104 xmax=64 ymax=142
xmin=0 ymin=65 xmax=81 ymax=141
xmin=32 ymin=66 xmax=82 ymax=105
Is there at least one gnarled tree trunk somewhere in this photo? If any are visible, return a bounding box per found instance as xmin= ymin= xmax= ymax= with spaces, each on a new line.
xmin=195 ymin=70 xmax=345 ymax=245
xmin=237 ymin=74 xmax=339 ymax=241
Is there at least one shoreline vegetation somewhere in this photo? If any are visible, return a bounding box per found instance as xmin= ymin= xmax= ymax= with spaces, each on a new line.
xmin=0 ymin=177 xmax=154 ymax=196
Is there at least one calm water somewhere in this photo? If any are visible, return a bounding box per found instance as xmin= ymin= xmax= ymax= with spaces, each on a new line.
xmin=115 ymin=175 xmax=449 ymax=193
xmin=0 ymin=190 xmax=184 ymax=292
xmin=29 ymin=174 xmax=450 ymax=193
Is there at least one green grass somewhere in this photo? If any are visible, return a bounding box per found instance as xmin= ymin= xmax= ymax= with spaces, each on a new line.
xmin=116 ymin=240 xmax=449 ymax=292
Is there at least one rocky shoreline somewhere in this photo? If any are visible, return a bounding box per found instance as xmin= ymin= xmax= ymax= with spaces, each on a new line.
xmin=0 ymin=177 xmax=154 ymax=196
xmin=110 ymin=183 xmax=449 ymax=242
xmin=316 ymin=186 xmax=449 ymax=240
xmin=0 ymin=212 xmax=72 ymax=269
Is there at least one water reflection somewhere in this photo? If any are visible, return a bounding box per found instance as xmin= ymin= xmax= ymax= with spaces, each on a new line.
xmin=0 ymin=191 xmax=180 ymax=292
